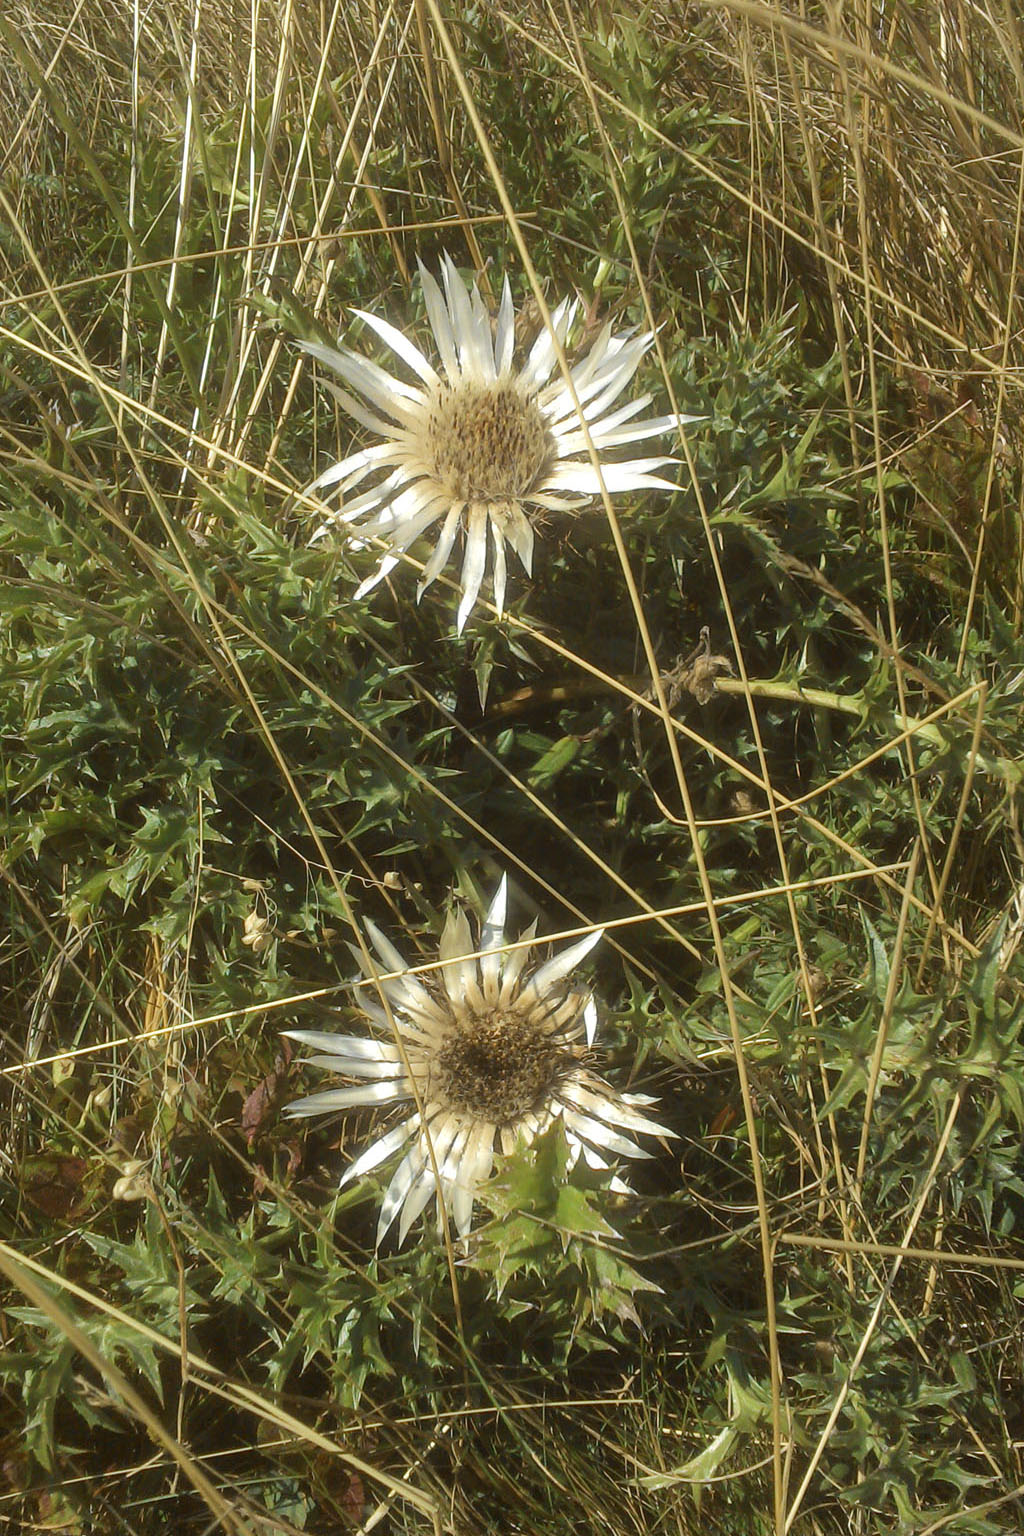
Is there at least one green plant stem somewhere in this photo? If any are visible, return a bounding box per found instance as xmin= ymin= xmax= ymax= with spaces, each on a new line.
xmin=486 ymin=673 xmax=1004 ymax=775
xmin=715 ymin=678 xmax=1001 ymax=774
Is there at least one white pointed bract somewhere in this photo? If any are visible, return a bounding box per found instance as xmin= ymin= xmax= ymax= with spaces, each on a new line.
xmin=299 ymin=255 xmax=697 ymax=632
xmin=283 ymin=876 xmax=673 ymax=1247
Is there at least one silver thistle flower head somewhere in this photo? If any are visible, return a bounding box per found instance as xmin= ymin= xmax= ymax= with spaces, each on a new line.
xmin=299 ymin=255 xmax=697 ymax=632
xmin=283 ymin=876 xmax=673 ymax=1248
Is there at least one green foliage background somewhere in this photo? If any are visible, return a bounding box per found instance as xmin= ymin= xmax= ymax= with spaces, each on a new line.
xmin=3 ymin=1 xmax=1024 ymax=1532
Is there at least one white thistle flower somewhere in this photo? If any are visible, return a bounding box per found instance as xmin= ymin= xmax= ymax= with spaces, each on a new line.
xmin=283 ymin=876 xmax=673 ymax=1248
xmin=299 ymin=255 xmax=696 ymax=632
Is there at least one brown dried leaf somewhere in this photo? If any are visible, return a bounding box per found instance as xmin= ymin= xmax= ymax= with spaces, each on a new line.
xmin=21 ymin=1155 xmax=93 ymax=1219
xmin=241 ymin=1043 xmax=292 ymax=1147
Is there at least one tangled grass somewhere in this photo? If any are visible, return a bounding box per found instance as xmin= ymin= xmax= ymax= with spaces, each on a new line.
xmin=3 ymin=2 xmax=1024 ymax=1532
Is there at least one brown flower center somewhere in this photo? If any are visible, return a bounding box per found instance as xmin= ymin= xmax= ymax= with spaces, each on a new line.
xmin=426 ymin=382 xmax=553 ymax=504
xmin=433 ymin=1008 xmax=564 ymax=1125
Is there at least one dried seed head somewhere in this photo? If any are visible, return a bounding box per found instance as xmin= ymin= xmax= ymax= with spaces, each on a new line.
xmin=432 ymin=1007 xmax=568 ymax=1124
xmin=427 ymin=382 xmax=553 ymax=503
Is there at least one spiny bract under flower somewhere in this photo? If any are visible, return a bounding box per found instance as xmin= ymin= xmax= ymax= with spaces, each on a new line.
xmin=283 ymin=876 xmax=673 ymax=1248
xmin=299 ymin=255 xmax=697 ymax=631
